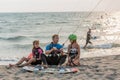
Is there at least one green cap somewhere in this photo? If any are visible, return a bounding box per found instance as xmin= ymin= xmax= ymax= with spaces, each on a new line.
xmin=68 ymin=34 xmax=77 ymax=41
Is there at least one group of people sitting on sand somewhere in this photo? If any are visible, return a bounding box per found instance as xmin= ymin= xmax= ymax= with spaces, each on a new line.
xmin=9 ymin=34 xmax=81 ymax=68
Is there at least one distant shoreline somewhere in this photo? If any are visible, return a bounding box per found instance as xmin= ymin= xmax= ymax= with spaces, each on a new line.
xmin=0 ymin=11 xmax=111 ymax=13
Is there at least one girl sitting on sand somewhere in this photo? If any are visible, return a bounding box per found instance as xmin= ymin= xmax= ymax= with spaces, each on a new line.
xmin=9 ymin=40 xmax=44 ymax=67
xmin=67 ymin=34 xmax=80 ymax=66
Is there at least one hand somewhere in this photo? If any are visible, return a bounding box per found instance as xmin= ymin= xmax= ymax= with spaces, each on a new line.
xmin=60 ymin=52 xmax=64 ymax=55
xmin=59 ymin=48 xmax=63 ymax=53
xmin=52 ymin=47 xmax=58 ymax=51
xmin=72 ymin=59 xmax=75 ymax=61
xmin=36 ymin=57 xmax=41 ymax=60
xmin=60 ymin=48 xmax=63 ymax=51
xmin=68 ymin=58 xmax=71 ymax=62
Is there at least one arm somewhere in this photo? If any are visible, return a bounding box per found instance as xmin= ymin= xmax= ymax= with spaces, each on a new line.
xmin=67 ymin=45 xmax=71 ymax=61
xmin=57 ymin=44 xmax=64 ymax=54
xmin=45 ymin=44 xmax=58 ymax=54
xmin=74 ymin=44 xmax=80 ymax=60
xmin=37 ymin=49 xmax=43 ymax=60
xmin=45 ymin=44 xmax=53 ymax=54
xmin=59 ymin=44 xmax=64 ymax=54
xmin=38 ymin=49 xmax=43 ymax=54
xmin=45 ymin=48 xmax=54 ymax=54
xmin=88 ymin=32 xmax=92 ymax=39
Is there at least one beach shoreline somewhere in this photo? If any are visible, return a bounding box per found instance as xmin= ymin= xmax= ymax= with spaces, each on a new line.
xmin=0 ymin=54 xmax=120 ymax=80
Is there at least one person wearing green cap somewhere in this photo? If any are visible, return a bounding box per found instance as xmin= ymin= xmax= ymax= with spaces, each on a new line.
xmin=67 ymin=34 xmax=80 ymax=66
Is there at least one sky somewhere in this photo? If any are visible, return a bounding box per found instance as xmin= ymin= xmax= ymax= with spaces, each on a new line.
xmin=0 ymin=0 xmax=119 ymax=12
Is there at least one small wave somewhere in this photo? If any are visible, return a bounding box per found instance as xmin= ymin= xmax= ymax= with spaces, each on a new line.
xmin=0 ymin=57 xmax=19 ymax=62
xmin=0 ymin=57 xmax=20 ymax=65
xmin=112 ymin=43 xmax=120 ymax=47
xmin=12 ymin=42 xmax=47 ymax=49
xmin=83 ymin=20 xmax=90 ymax=22
xmin=91 ymin=36 xmax=100 ymax=40
xmin=55 ymin=21 xmax=68 ymax=24
xmin=0 ymin=59 xmax=16 ymax=62
xmin=35 ymin=23 xmax=41 ymax=25
xmin=12 ymin=44 xmax=32 ymax=49
xmin=0 ymin=36 xmax=27 ymax=41
xmin=81 ymin=43 xmax=120 ymax=49
xmin=0 ymin=20 xmax=7 ymax=23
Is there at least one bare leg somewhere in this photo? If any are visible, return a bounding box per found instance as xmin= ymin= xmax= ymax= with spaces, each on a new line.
xmin=89 ymin=41 xmax=92 ymax=44
xmin=66 ymin=57 xmax=72 ymax=66
xmin=16 ymin=57 xmax=28 ymax=65
xmin=9 ymin=57 xmax=28 ymax=67
xmin=83 ymin=43 xmax=88 ymax=49
xmin=20 ymin=58 xmax=36 ymax=67
xmin=72 ymin=59 xmax=80 ymax=66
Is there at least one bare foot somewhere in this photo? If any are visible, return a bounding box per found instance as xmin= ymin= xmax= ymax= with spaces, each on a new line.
xmin=6 ymin=64 xmax=16 ymax=69
xmin=43 ymin=65 xmax=48 ymax=68
xmin=9 ymin=64 xmax=15 ymax=67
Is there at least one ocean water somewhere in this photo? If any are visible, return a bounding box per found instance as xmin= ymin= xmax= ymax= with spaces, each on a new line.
xmin=0 ymin=12 xmax=120 ymax=65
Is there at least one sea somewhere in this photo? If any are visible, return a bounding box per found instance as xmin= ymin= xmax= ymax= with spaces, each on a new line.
xmin=0 ymin=12 xmax=120 ymax=65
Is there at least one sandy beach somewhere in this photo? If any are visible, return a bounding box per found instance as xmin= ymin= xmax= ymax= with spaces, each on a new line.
xmin=0 ymin=54 xmax=120 ymax=80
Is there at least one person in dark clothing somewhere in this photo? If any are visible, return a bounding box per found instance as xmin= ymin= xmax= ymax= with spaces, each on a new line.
xmin=9 ymin=40 xmax=44 ymax=67
xmin=42 ymin=34 xmax=67 ymax=67
xmin=83 ymin=28 xmax=92 ymax=49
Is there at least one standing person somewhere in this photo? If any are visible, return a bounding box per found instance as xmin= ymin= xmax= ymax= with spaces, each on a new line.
xmin=42 ymin=34 xmax=67 ymax=67
xmin=9 ymin=40 xmax=44 ymax=67
xmin=83 ymin=28 xmax=92 ymax=49
xmin=67 ymin=34 xmax=80 ymax=66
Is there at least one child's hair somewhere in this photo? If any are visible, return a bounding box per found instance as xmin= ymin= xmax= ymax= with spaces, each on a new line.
xmin=32 ymin=40 xmax=39 ymax=50
xmin=33 ymin=40 xmax=39 ymax=45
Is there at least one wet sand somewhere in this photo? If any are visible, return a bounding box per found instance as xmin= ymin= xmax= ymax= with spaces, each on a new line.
xmin=0 ymin=54 xmax=120 ymax=80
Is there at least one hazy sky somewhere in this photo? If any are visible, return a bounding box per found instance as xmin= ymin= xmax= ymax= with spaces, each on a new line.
xmin=0 ymin=0 xmax=119 ymax=12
